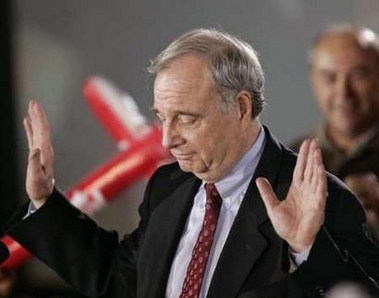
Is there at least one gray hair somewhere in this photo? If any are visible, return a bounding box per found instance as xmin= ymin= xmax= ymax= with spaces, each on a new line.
xmin=148 ymin=28 xmax=265 ymax=118
xmin=309 ymin=23 xmax=379 ymax=65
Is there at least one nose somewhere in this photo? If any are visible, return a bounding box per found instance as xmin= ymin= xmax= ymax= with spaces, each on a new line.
xmin=335 ymin=76 xmax=353 ymax=101
xmin=161 ymin=121 xmax=180 ymax=149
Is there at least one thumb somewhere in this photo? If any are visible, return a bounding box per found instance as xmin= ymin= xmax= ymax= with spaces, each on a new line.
xmin=256 ymin=177 xmax=279 ymax=212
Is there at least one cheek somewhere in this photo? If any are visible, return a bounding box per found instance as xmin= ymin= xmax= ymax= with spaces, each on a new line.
xmin=357 ymin=86 xmax=379 ymax=109
xmin=188 ymin=131 xmax=226 ymax=160
xmin=313 ymin=78 xmax=328 ymax=96
xmin=315 ymin=95 xmax=332 ymax=115
xmin=353 ymin=82 xmax=371 ymax=96
xmin=313 ymin=84 xmax=332 ymax=108
xmin=352 ymin=76 xmax=379 ymax=96
xmin=184 ymin=132 xmax=212 ymax=155
xmin=184 ymin=114 xmax=238 ymax=159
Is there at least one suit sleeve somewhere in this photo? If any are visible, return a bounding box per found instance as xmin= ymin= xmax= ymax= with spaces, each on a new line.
xmin=295 ymin=183 xmax=379 ymax=296
xmin=4 ymin=177 xmax=156 ymax=298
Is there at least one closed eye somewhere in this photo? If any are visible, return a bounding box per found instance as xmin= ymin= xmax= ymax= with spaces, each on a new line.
xmin=319 ymin=71 xmax=336 ymax=84
xmin=178 ymin=114 xmax=198 ymax=125
xmin=349 ymin=68 xmax=370 ymax=80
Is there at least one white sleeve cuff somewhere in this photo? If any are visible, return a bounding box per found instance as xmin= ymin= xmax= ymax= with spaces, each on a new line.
xmin=23 ymin=202 xmax=37 ymax=219
xmin=290 ymin=245 xmax=312 ymax=266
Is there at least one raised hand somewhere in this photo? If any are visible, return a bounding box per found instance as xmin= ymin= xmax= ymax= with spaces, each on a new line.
xmin=23 ymin=100 xmax=55 ymax=209
xmin=256 ymin=139 xmax=327 ymax=252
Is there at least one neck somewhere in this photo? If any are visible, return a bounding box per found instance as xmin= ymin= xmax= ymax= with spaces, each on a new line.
xmin=326 ymin=126 xmax=372 ymax=154
xmin=245 ymin=120 xmax=263 ymax=151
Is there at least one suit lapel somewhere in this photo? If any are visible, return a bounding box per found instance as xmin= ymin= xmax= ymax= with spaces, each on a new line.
xmin=139 ymin=172 xmax=201 ymax=298
xmin=207 ymin=127 xmax=286 ymax=298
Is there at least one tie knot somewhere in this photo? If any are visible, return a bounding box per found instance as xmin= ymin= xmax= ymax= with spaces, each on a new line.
xmin=205 ymin=183 xmax=222 ymax=205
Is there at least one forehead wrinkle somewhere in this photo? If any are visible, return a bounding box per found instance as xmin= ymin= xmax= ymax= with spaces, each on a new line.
xmin=155 ymin=71 xmax=213 ymax=96
xmin=153 ymin=58 xmax=220 ymax=112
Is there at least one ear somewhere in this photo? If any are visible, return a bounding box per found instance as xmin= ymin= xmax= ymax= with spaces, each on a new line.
xmin=235 ymin=90 xmax=253 ymax=121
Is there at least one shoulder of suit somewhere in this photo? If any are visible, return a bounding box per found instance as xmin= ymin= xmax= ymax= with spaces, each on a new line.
xmin=149 ymin=161 xmax=196 ymax=187
xmin=153 ymin=161 xmax=183 ymax=179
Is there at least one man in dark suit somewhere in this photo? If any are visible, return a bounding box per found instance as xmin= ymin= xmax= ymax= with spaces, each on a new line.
xmin=5 ymin=28 xmax=379 ymax=298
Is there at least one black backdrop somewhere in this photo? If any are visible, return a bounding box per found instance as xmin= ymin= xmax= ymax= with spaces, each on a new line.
xmin=0 ymin=0 xmax=17 ymax=228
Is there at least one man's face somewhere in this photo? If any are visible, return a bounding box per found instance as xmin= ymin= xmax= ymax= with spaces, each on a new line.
xmin=153 ymin=55 xmax=249 ymax=182
xmin=310 ymin=34 xmax=379 ymax=138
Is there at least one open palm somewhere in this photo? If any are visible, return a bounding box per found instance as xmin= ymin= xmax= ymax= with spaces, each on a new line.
xmin=24 ymin=100 xmax=55 ymax=209
xmin=256 ymin=139 xmax=327 ymax=252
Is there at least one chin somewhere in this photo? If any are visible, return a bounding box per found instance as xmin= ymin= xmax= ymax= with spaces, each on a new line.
xmin=178 ymin=162 xmax=196 ymax=173
xmin=179 ymin=162 xmax=209 ymax=177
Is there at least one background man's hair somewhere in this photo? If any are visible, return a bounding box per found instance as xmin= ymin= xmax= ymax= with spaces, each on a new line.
xmin=308 ymin=23 xmax=379 ymax=66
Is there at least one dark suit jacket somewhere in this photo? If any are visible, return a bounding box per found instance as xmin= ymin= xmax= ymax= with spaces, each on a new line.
xmin=5 ymin=128 xmax=379 ymax=298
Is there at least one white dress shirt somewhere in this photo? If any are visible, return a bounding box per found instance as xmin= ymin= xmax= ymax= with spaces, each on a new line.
xmin=166 ymin=127 xmax=266 ymax=298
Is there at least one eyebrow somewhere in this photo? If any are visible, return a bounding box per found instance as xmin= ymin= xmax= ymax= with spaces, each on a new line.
xmin=150 ymin=107 xmax=202 ymax=118
xmin=350 ymin=65 xmax=370 ymax=71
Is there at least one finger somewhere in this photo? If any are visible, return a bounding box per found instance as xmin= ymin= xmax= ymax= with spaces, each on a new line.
xmin=44 ymin=145 xmax=55 ymax=178
xmin=28 ymin=101 xmax=36 ymax=147
xmin=256 ymin=177 xmax=280 ymax=213
xmin=309 ymin=144 xmax=321 ymax=188
xmin=30 ymin=100 xmax=52 ymax=147
xmin=294 ymin=139 xmax=311 ymax=182
xmin=304 ymin=140 xmax=317 ymax=184
xmin=30 ymin=100 xmax=54 ymax=174
xmin=35 ymin=101 xmax=52 ymax=143
xmin=23 ymin=117 xmax=34 ymax=150
xmin=315 ymin=165 xmax=327 ymax=209
xmin=29 ymin=100 xmax=40 ymax=150
xmin=314 ymin=150 xmax=327 ymax=204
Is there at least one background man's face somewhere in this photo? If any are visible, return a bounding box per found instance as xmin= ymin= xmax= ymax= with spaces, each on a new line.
xmin=310 ymin=34 xmax=379 ymax=138
xmin=153 ymin=55 xmax=246 ymax=182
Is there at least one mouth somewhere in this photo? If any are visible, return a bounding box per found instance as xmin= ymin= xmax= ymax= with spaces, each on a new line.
xmin=172 ymin=153 xmax=194 ymax=161
xmin=335 ymin=105 xmax=359 ymax=116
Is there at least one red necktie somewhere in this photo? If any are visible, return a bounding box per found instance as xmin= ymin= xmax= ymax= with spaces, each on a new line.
xmin=179 ymin=183 xmax=222 ymax=298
